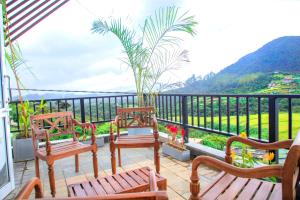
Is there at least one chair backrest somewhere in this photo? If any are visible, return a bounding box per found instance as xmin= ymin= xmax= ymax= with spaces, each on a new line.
xmin=282 ymin=130 xmax=300 ymax=199
xmin=116 ymin=107 xmax=155 ymax=129
xmin=30 ymin=112 xmax=75 ymax=141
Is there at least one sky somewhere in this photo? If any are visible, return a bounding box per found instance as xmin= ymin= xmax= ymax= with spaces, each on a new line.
xmin=13 ymin=0 xmax=300 ymax=92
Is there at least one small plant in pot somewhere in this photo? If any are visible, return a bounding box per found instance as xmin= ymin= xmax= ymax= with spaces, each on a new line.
xmin=162 ymin=124 xmax=190 ymax=161
xmin=13 ymin=99 xmax=47 ymax=162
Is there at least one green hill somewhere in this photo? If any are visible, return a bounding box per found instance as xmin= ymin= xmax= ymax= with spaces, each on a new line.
xmin=173 ymin=36 xmax=300 ymax=94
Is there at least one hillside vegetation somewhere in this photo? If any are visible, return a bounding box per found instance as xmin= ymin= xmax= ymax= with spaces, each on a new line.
xmin=173 ymin=36 xmax=300 ymax=94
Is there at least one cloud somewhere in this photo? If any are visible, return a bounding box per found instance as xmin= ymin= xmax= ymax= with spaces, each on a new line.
xmin=11 ymin=0 xmax=300 ymax=93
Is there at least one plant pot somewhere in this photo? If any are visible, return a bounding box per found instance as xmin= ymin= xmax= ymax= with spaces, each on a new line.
xmin=82 ymin=136 xmax=104 ymax=147
xmin=13 ymin=138 xmax=34 ymax=162
xmin=128 ymin=128 xmax=152 ymax=135
xmin=162 ymin=143 xmax=190 ymax=161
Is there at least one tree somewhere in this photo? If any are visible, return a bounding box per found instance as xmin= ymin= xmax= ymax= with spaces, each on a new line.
xmin=92 ymin=6 xmax=197 ymax=106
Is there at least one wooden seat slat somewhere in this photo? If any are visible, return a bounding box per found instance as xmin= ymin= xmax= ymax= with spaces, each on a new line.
xmin=201 ymin=173 xmax=236 ymax=199
xmin=68 ymin=186 xmax=75 ymax=197
xmin=106 ymin=176 xmax=124 ymax=193
xmin=217 ymin=177 xmax=248 ymax=200
xmin=119 ymin=135 xmax=154 ymax=139
xmin=113 ymin=174 xmax=132 ymax=190
xmin=252 ymin=181 xmax=274 ymax=200
xmin=139 ymin=167 xmax=162 ymax=181
xmin=81 ymin=182 xmax=97 ymax=196
xmin=119 ymin=172 xmax=140 ymax=187
xmin=98 ymin=178 xmax=116 ymax=194
xmin=73 ymin=184 xmax=86 ymax=197
xmin=133 ymin=169 xmax=150 ymax=183
xmin=127 ymin=171 xmax=147 ymax=185
xmin=236 ymin=179 xmax=261 ymax=200
xmin=268 ymin=183 xmax=282 ymax=200
xmin=87 ymin=178 xmax=107 ymax=195
xmin=37 ymin=142 xmax=89 ymax=155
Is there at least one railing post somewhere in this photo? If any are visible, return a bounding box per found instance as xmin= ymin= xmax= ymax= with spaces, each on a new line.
xmin=80 ymin=98 xmax=85 ymax=123
xmin=182 ymin=95 xmax=189 ymax=143
xmin=268 ymin=96 xmax=279 ymax=162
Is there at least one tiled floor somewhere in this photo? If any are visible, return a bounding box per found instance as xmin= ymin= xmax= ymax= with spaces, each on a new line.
xmin=5 ymin=144 xmax=220 ymax=200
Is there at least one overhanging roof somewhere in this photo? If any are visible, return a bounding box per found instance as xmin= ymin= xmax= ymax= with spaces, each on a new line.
xmin=4 ymin=0 xmax=69 ymax=45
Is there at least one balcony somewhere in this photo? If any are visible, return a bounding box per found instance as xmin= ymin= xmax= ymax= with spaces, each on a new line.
xmin=6 ymin=92 xmax=300 ymax=199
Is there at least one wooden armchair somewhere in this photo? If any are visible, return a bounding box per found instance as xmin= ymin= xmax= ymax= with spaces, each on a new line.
xmin=110 ymin=107 xmax=160 ymax=174
xmin=30 ymin=112 xmax=98 ymax=197
xmin=189 ymin=131 xmax=300 ymax=200
xmin=15 ymin=171 xmax=168 ymax=200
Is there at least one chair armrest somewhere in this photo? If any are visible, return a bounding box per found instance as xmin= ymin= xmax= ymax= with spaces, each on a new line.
xmin=15 ymin=177 xmax=43 ymax=200
xmin=72 ymin=119 xmax=96 ymax=144
xmin=31 ymin=126 xmax=51 ymax=154
xmin=152 ymin=115 xmax=158 ymax=132
xmin=225 ymin=136 xmax=293 ymax=163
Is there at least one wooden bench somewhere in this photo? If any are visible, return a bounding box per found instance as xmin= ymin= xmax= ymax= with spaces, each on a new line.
xmin=16 ymin=170 xmax=168 ymax=200
xmin=110 ymin=107 xmax=160 ymax=174
xmin=189 ymin=131 xmax=300 ymax=200
xmin=67 ymin=167 xmax=167 ymax=197
xmin=30 ymin=112 xmax=98 ymax=197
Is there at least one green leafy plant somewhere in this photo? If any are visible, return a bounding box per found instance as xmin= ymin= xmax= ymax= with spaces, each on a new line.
xmin=17 ymin=99 xmax=47 ymax=138
xmin=92 ymin=6 xmax=197 ymax=106
xmin=231 ymin=133 xmax=255 ymax=168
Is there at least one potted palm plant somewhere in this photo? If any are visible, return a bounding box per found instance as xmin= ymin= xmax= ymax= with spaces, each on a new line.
xmin=92 ymin=7 xmax=197 ymax=136
xmin=92 ymin=6 xmax=197 ymax=107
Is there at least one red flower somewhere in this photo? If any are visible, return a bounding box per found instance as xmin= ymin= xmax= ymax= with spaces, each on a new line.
xmin=166 ymin=124 xmax=178 ymax=134
xmin=181 ymin=128 xmax=185 ymax=137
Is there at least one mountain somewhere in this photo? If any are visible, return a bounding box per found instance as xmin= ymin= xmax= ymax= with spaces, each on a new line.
xmin=173 ymin=36 xmax=300 ymax=94
xmin=219 ymin=36 xmax=300 ymax=75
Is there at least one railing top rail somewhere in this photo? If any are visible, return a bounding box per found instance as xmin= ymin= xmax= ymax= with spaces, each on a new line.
xmin=10 ymin=93 xmax=300 ymax=103
xmin=9 ymin=94 xmax=138 ymax=103
xmin=159 ymin=93 xmax=300 ymax=98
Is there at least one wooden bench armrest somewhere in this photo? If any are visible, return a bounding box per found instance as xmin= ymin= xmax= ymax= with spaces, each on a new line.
xmin=192 ymin=155 xmax=283 ymax=180
xmin=225 ymin=136 xmax=293 ymax=163
xmin=15 ymin=177 xmax=43 ymax=200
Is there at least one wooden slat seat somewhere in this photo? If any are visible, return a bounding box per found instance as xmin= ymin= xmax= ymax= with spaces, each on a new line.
xmin=67 ymin=167 xmax=167 ymax=197
xmin=199 ymin=172 xmax=281 ymax=200
xmin=116 ymin=135 xmax=155 ymax=147
xmin=36 ymin=141 xmax=91 ymax=159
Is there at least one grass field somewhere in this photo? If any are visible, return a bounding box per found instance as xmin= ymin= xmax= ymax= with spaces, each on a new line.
xmin=186 ymin=112 xmax=300 ymax=141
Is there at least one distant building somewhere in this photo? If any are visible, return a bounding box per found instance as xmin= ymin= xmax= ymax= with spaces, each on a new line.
xmin=268 ymin=82 xmax=277 ymax=88
xmin=283 ymin=76 xmax=293 ymax=83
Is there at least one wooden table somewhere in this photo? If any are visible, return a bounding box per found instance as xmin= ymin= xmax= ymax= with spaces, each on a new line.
xmin=67 ymin=167 xmax=167 ymax=197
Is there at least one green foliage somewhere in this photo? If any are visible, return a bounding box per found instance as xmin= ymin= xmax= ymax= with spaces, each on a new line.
xmin=18 ymin=99 xmax=47 ymax=138
xmin=92 ymin=6 xmax=197 ymax=106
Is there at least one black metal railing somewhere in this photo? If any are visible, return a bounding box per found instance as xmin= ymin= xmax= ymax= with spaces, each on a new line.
xmin=9 ymin=93 xmax=300 ymax=144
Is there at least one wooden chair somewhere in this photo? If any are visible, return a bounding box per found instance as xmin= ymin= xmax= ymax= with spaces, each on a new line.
xmin=189 ymin=130 xmax=300 ymax=200
xmin=15 ymin=170 xmax=168 ymax=200
xmin=30 ymin=112 xmax=98 ymax=197
xmin=110 ymin=107 xmax=160 ymax=174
